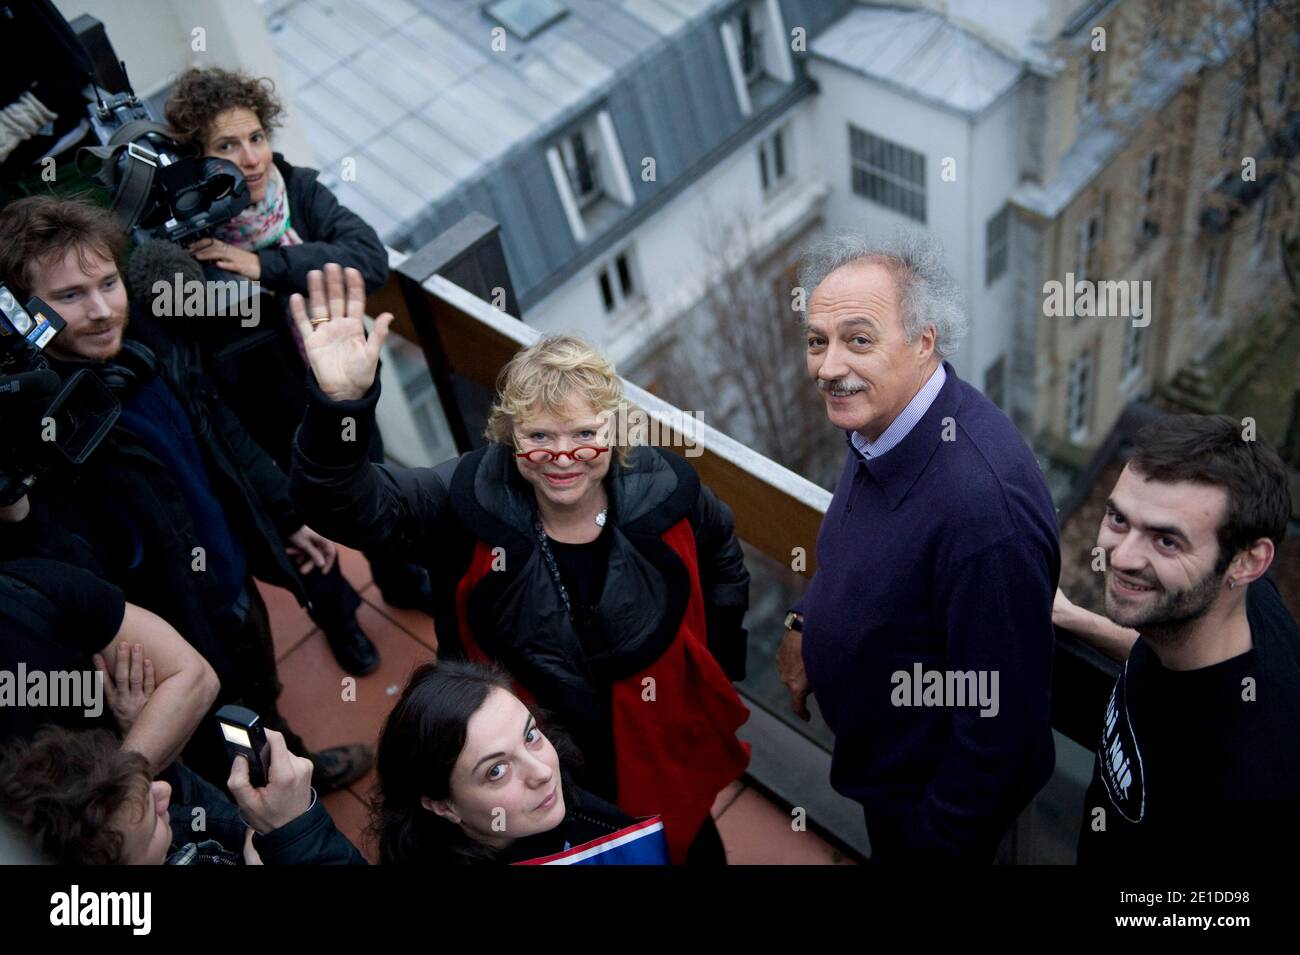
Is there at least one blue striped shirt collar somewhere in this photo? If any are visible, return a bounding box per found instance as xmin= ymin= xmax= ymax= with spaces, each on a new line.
xmin=850 ymin=363 xmax=947 ymax=461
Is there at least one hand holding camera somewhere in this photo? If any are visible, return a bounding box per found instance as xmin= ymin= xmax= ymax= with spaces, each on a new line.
xmin=226 ymin=727 xmax=314 ymax=834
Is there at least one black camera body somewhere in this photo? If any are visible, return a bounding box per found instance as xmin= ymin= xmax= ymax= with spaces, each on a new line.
xmin=82 ymin=90 xmax=252 ymax=247
xmin=0 ymin=285 xmax=119 ymax=507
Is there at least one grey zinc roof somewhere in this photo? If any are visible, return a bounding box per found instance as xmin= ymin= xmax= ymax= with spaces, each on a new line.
xmin=810 ymin=5 xmax=1024 ymax=115
xmin=263 ymin=0 xmax=855 ymax=307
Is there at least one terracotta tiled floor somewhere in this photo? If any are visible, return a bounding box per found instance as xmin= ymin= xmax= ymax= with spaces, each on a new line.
xmin=258 ymin=547 xmax=852 ymax=865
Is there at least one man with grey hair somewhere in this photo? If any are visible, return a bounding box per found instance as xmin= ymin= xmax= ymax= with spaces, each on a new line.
xmin=777 ymin=228 xmax=1060 ymax=862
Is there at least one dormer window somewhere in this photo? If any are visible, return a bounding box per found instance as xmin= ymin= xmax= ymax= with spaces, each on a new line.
xmin=547 ymin=109 xmax=635 ymax=243
xmin=561 ymin=128 xmax=603 ymax=209
xmin=720 ymin=0 xmax=793 ymax=116
xmin=739 ymin=7 xmax=764 ymax=83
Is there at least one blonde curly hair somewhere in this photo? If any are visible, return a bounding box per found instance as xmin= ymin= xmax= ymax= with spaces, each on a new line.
xmin=485 ymin=335 xmax=631 ymax=466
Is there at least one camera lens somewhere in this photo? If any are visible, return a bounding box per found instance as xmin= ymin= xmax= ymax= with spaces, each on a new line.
xmin=175 ymin=186 xmax=202 ymax=216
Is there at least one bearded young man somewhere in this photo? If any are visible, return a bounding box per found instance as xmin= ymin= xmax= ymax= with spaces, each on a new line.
xmin=1066 ymin=414 xmax=1300 ymax=864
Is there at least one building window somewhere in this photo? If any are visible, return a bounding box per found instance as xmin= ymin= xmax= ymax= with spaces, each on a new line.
xmin=1201 ymin=243 xmax=1223 ymax=310
xmin=738 ymin=5 xmax=764 ymax=83
xmin=547 ymin=109 xmax=635 ymax=243
xmin=560 ymin=128 xmax=603 ymax=209
xmin=1076 ymin=210 xmax=1103 ymax=285
xmin=1137 ymin=152 xmax=1161 ymax=246
xmin=758 ymin=126 xmax=788 ymax=192
xmin=849 ymin=124 xmax=926 ymax=222
xmin=597 ymin=249 xmax=639 ymax=314
xmin=1122 ymin=319 xmax=1147 ymax=384
xmin=984 ymin=353 xmax=1006 ymax=409
xmin=720 ymin=0 xmax=791 ymax=116
xmin=1067 ymin=350 xmax=1094 ymax=443
xmin=1079 ymin=53 xmax=1102 ymax=115
xmin=986 ymin=206 xmax=1009 ymax=285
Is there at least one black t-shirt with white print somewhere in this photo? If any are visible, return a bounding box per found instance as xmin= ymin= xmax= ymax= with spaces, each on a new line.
xmin=1077 ymin=576 xmax=1300 ymax=865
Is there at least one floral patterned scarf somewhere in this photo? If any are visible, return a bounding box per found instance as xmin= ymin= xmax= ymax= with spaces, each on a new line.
xmin=214 ymin=162 xmax=302 ymax=251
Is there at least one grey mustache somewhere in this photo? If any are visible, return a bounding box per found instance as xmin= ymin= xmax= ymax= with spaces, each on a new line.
xmin=818 ymin=379 xmax=868 ymax=395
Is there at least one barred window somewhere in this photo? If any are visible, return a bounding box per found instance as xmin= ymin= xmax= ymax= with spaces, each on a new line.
xmin=849 ymin=124 xmax=926 ymax=222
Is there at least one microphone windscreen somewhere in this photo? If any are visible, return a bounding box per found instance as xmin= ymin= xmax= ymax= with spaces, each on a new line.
xmin=0 ymin=368 xmax=62 ymax=406
xmin=125 ymin=240 xmax=206 ymax=308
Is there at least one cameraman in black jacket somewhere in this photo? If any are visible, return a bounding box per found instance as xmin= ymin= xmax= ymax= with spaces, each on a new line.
xmin=0 ymin=195 xmax=371 ymax=793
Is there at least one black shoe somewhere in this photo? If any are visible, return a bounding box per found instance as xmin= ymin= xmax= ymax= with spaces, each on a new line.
xmin=378 ymin=576 xmax=436 ymax=618
xmin=308 ymin=744 xmax=374 ymax=794
xmin=324 ymin=621 xmax=380 ymax=676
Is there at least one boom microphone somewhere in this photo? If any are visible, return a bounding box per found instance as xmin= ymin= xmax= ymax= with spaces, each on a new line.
xmin=0 ymin=369 xmax=62 ymax=403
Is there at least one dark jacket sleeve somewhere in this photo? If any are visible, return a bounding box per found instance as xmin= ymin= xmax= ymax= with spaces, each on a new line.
xmin=290 ymin=371 xmax=454 ymax=561
xmin=254 ymin=795 xmax=367 ymax=865
xmin=204 ymin=380 xmax=303 ymax=540
xmin=691 ymin=483 xmax=750 ymax=681
xmin=903 ymin=531 xmax=1057 ymax=859
xmin=0 ymin=493 xmax=109 ymax=576
xmin=258 ymin=158 xmax=389 ymax=295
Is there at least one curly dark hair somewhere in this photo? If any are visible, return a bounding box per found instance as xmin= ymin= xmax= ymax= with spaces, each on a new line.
xmin=164 ymin=67 xmax=285 ymax=149
xmin=0 ymin=727 xmax=151 ymax=865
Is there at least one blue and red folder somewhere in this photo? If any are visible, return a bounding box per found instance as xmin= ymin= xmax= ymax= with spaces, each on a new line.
xmin=512 ymin=816 xmax=670 ymax=866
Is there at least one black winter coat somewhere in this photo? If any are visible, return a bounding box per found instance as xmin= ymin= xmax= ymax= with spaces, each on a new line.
xmin=44 ymin=312 xmax=309 ymax=686
xmin=164 ymin=762 xmax=365 ymax=865
xmin=189 ymin=152 xmax=390 ymax=470
xmin=290 ymin=373 xmax=750 ymax=799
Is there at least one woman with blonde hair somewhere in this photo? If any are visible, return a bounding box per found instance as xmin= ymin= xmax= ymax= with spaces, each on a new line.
xmin=288 ymin=265 xmax=751 ymax=864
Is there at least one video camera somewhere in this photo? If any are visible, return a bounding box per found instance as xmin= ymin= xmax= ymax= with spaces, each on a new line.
xmin=0 ymin=285 xmax=119 ymax=508
xmin=81 ymin=91 xmax=251 ymax=246
xmin=2 ymin=2 xmax=251 ymax=246
xmin=77 ymin=66 xmax=251 ymax=246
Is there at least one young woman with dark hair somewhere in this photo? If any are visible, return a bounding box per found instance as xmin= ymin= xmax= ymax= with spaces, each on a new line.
xmin=372 ymin=660 xmax=645 ymax=865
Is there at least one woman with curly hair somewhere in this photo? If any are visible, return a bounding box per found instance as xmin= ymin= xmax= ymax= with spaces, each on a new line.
xmin=162 ymin=67 xmax=434 ymax=676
